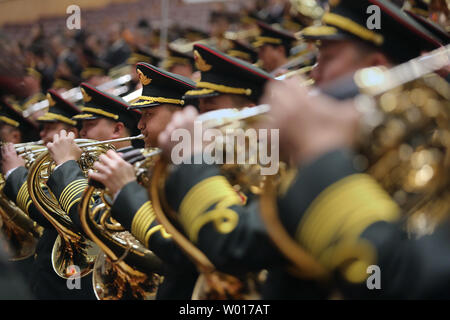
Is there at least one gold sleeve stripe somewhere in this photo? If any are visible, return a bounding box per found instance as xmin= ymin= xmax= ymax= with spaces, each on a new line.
xmin=302 ymin=182 xmax=392 ymax=254
xmin=59 ymin=179 xmax=88 ymax=212
xmin=296 ymin=174 xmax=400 ymax=272
xmin=132 ymin=202 xmax=155 ymax=241
xmin=179 ymin=176 xmax=242 ymax=243
xmin=61 ymin=182 xmax=87 ymax=212
xmin=66 ymin=197 xmax=83 ymax=214
xmin=144 ymin=224 xmax=172 ymax=245
xmin=26 ymin=200 xmax=33 ymax=214
xmin=131 ymin=201 xmax=156 ymax=244
xmin=59 ymin=179 xmax=87 ymax=208
xmin=179 ymin=176 xmax=235 ymax=228
xmin=60 ymin=180 xmax=87 ymax=211
xmin=16 ymin=181 xmax=29 ymax=213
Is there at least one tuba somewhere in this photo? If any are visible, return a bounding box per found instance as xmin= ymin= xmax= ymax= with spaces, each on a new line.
xmin=26 ymin=135 xmax=144 ymax=279
xmin=79 ymin=147 xmax=164 ymax=300
xmin=259 ymin=45 xmax=450 ymax=277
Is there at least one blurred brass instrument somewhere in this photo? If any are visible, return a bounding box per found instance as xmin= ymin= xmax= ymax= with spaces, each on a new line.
xmin=224 ymin=28 xmax=261 ymax=41
xmin=0 ymin=174 xmax=43 ymax=261
xmin=149 ymin=105 xmax=274 ymax=300
xmin=289 ymin=0 xmax=325 ymax=21
xmin=79 ymin=147 xmax=164 ymax=300
xmin=26 ymin=134 xmax=144 ymax=279
xmin=259 ymin=44 xmax=450 ymax=277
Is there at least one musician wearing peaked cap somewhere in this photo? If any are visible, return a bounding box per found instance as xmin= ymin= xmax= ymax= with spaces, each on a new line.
xmin=226 ymin=39 xmax=259 ymax=64
xmin=253 ymin=21 xmax=297 ymax=73
xmin=36 ymin=89 xmax=80 ymax=144
xmin=258 ymin=50 xmax=450 ymax=298
xmin=1 ymin=90 xmax=81 ymax=232
xmin=161 ymin=45 xmax=195 ymax=79
xmin=300 ymin=0 xmax=442 ymax=86
xmin=1 ymin=83 xmax=142 ymax=300
xmin=127 ymin=47 xmax=162 ymax=67
xmin=43 ymin=83 xmax=142 ymax=234
xmin=153 ymin=46 xmax=331 ymax=299
xmin=0 ymin=99 xmax=39 ymax=144
xmin=405 ymin=10 xmax=450 ymax=45
xmin=0 ymin=99 xmax=40 ymax=295
xmin=87 ymin=63 xmax=199 ymax=299
xmin=184 ymin=43 xmax=273 ymax=113
xmin=0 ymin=97 xmax=96 ymax=300
xmin=125 ymin=47 xmax=163 ymax=95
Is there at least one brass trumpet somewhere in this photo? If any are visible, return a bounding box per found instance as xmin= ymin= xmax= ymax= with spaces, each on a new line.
xmin=27 ymin=134 xmax=145 ymax=279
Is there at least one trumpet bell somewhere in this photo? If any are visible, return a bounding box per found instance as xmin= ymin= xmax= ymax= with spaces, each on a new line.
xmin=0 ymin=213 xmax=40 ymax=261
xmin=80 ymin=183 xmax=164 ymax=300
xmin=92 ymin=247 xmax=160 ymax=300
xmin=52 ymin=234 xmax=99 ymax=279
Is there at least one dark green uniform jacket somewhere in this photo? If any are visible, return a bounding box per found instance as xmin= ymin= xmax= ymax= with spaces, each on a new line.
xmin=277 ymin=149 xmax=450 ymax=299
xmin=164 ymin=163 xmax=330 ymax=299
xmin=47 ymin=160 xmax=198 ymax=300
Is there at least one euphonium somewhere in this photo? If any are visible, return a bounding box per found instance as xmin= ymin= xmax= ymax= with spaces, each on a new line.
xmin=26 ymin=135 xmax=144 ymax=279
xmin=79 ymin=148 xmax=163 ymax=300
xmin=259 ymin=45 xmax=450 ymax=277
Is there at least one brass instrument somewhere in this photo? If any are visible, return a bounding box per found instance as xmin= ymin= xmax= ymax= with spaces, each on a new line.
xmin=224 ymin=28 xmax=260 ymax=41
xmin=18 ymin=135 xmax=144 ymax=159
xmin=0 ymin=174 xmax=43 ymax=261
xmin=149 ymin=105 xmax=276 ymax=300
xmin=259 ymin=45 xmax=450 ymax=277
xmin=79 ymin=148 xmax=163 ymax=300
xmin=289 ymin=0 xmax=325 ymax=21
xmin=26 ymin=134 xmax=145 ymax=279
xmin=150 ymin=44 xmax=449 ymax=294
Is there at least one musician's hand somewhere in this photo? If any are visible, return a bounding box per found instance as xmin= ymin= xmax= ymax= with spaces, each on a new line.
xmin=47 ymin=130 xmax=82 ymax=165
xmin=1 ymin=143 xmax=25 ymax=175
xmin=261 ymin=77 xmax=360 ymax=166
xmin=157 ymin=106 xmax=200 ymax=162
xmin=88 ymin=150 xmax=136 ymax=195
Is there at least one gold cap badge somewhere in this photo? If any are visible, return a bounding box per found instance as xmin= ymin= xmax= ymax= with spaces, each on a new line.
xmin=194 ymin=50 xmax=212 ymax=72
xmin=46 ymin=93 xmax=56 ymax=107
xmin=137 ymin=69 xmax=152 ymax=86
xmin=81 ymin=88 xmax=92 ymax=103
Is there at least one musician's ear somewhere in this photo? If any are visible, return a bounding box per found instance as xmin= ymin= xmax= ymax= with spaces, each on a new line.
xmin=113 ymin=121 xmax=126 ymax=137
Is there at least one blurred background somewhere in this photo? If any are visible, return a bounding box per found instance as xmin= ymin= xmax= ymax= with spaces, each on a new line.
xmin=0 ymin=0 xmax=448 ymax=122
